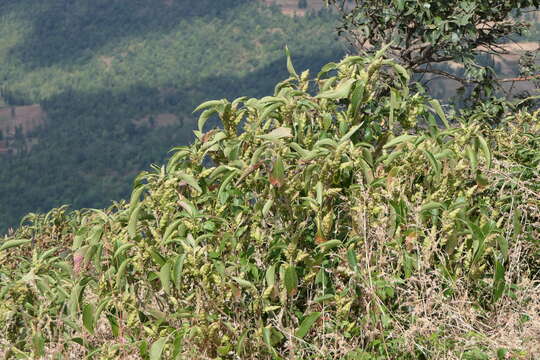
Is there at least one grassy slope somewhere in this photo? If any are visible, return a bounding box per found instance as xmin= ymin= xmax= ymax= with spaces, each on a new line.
xmin=0 ymin=0 xmax=345 ymax=232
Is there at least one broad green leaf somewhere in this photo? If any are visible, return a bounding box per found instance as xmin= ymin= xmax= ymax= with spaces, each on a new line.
xmin=476 ymin=135 xmax=491 ymax=169
xmin=193 ymin=99 xmax=224 ymax=113
xmin=150 ymin=337 xmax=168 ymax=360
xmin=82 ymin=303 xmax=95 ymax=334
xmin=173 ymin=254 xmax=186 ymax=288
xmin=316 ymin=79 xmax=356 ymax=99
xmin=339 ymin=124 xmax=362 ymax=143
xmin=262 ymin=199 xmax=274 ymax=217
xmin=295 ymin=312 xmax=321 ymax=339
xmin=420 ymin=201 xmax=443 ymax=213
xmin=113 ymin=243 xmax=135 ymax=259
xmin=347 ymin=249 xmax=358 ymax=271
xmin=493 ymin=260 xmax=506 ymax=302
xmin=129 ymin=185 xmax=146 ymax=214
xmin=0 ymin=239 xmax=31 ymax=251
xmin=159 ymin=263 xmax=171 ymax=294
xmin=316 ymin=181 xmax=323 ymax=206
xmin=383 ymin=134 xmax=417 ymax=149
xmin=284 ymin=265 xmax=298 ymax=295
xmin=128 ymin=203 xmax=143 ymax=239
xmin=422 ymin=149 xmax=441 ymax=177
xmin=259 ymin=126 xmax=292 ymax=140
xmin=179 ymin=173 xmax=202 ymax=193
xmin=512 ymin=209 xmax=522 ymax=240
xmin=32 ymin=333 xmax=45 ymax=357
xmin=269 ymin=155 xmax=285 ymax=188
xmin=465 ymin=145 xmax=478 ymax=173
xmin=284 ymin=45 xmax=298 ymax=78
xmin=266 ymin=264 xmax=276 ymax=287
xmin=162 ymin=219 xmax=183 ymax=243
xmin=115 ymin=258 xmax=130 ymax=289
xmin=316 ymin=239 xmax=342 ymax=251
xmin=232 ymin=277 xmax=257 ymax=291
xmin=430 ymin=99 xmax=450 ymax=128
xmin=198 ymin=108 xmax=218 ymax=133
xmin=350 ymin=81 xmax=366 ymax=118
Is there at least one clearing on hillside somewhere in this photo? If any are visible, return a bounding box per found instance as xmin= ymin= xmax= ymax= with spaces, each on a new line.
xmin=0 ymin=104 xmax=44 ymax=137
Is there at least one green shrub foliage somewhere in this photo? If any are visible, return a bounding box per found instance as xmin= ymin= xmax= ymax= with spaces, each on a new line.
xmin=1 ymin=54 xmax=539 ymax=358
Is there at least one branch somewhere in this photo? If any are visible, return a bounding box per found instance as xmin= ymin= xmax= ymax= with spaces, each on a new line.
xmin=416 ymin=68 xmax=540 ymax=84
xmin=414 ymin=68 xmax=473 ymax=85
xmin=499 ymin=74 xmax=540 ymax=83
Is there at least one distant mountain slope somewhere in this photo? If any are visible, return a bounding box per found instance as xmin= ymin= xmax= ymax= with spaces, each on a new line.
xmin=0 ymin=0 xmax=345 ymax=232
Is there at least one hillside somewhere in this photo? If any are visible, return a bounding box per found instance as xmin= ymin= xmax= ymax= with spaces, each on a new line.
xmin=0 ymin=0 xmax=345 ymax=232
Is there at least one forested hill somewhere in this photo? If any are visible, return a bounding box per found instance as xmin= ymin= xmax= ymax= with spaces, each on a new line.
xmin=0 ymin=0 xmax=345 ymax=232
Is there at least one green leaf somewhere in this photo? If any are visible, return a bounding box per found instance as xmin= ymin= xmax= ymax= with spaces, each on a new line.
xmin=339 ymin=124 xmax=362 ymax=143
xmin=493 ymin=259 xmax=505 ymax=302
xmin=383 ymin=134 xmax=417 ymax=149
xmin=179 ymin=172 xmax=202 ymax=193
xmin=265 ymin=264 xmax=276 ymax=287
xmin=69 ymin=283 xmax=83 ymax=318
xmin=32 ymin=333 xmax=45 ymax=357
xmin=284 ymin=45 xmax=298 ymax=78
xmin=162 ymin=219 xmax=182 ymax=243
xmin=150 ymin=337 xmax=168 ymax=360
xmin=193 ymin=99 xmax=224 ymax=113
xmin=0 ymin=239 xmax=31 ymax=251
xmin=129 ymin=185 xmax=146 ymax=214
xmin=159 ymin=263 xmax=172 ymax=294
xmin=82 ymin=303 xmax=95 ymax=334
xmin=389 ymin=62 xmax=410 ymax=82
xmin=269 ymin=155 xmax=285 ymax=188
xmin=173 ymin=254 xmax=186 ymax=288
xmin=259 ymin=126 xmax=293 ymax=140
xmin=262 ymin=199 xmax=274 ymax=217
xmin=347 ymin=249 xmax=358 ymax=271
xmin=430 ymin=99 xmax=450 ymax=128
xmin=476 ymin=135 xmax=491 ymax=169
xmin=465 ymin=145 xmax=477 ymax=173
xmin=232 ymin=277 xmax=257 ymax=291
xmin=316 ymin=78 xmax=356 ymax=99
xmin=113 ymin=243 xmax=135 ymax=259
xmin=128 ymin=203 xmax=143 ymax=239
xmin=295 ymin=312 xmax=321 ymax=339
xmin=420 ymin=201 xmax=443 ymax=213
xmin=198 ymin=108 xmax=218 ymax=133
xmin=389 ymin=89 xmax=397 ymax=127
xmin=284 ymin=265 xmax=298 ymax=295
xmin=422 ymin=149 xmax=441 ymax=177
xmin=350 ymin=80 xmax=366 ymax=118
xmin=316 ymin=239 xmax=342 ymax=251
xmin=512 ymin=209 xmax=522 ymax=240
xmin=115 ymin=258 xmax=130 ymax=289
xmin=316 ymin=181 xmax=323 ymax=206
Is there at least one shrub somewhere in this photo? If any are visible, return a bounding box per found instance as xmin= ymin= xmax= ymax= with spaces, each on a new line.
xmin=1 ymin=53 xmax=539 ymax=359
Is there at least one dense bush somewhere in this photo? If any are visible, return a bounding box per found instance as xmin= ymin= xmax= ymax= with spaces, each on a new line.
xmin=1 ymin=54 xmax=539 ymax=359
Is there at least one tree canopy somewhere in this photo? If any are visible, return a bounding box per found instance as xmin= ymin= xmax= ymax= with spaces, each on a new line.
xmin=327 ymin=0 xmax=540 ymax=99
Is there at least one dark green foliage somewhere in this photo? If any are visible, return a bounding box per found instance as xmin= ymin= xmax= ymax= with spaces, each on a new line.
xmin=0 ymin=1 xmax=344 ymax=232
xmin=327 ymin=0 xmax=539 ymax=100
